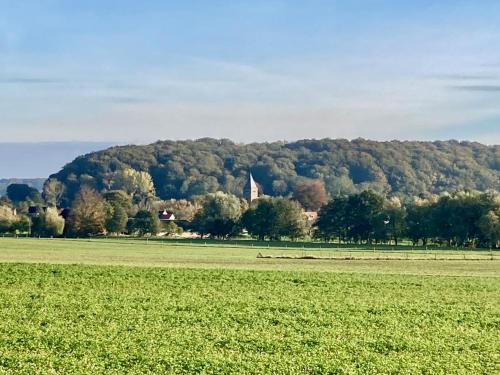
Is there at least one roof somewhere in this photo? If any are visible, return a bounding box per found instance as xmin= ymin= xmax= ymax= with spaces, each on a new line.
xmin=158 ymin=209 xmax=176 ymax=221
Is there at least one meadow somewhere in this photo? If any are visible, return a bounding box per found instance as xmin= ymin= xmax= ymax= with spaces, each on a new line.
xmin=0 ymin=238 xmax=499 ymax=374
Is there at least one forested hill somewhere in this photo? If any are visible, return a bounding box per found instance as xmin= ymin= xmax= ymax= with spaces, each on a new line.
xmin=49 ymin=138 xmax=500 ymax=205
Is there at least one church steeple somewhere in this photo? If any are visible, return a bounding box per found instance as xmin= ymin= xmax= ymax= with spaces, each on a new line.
xmin=243 ymin=172 xmax=259 ymax=204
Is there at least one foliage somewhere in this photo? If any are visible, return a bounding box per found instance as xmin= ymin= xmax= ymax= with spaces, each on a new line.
xmin=127 ymin=210 xmax=160 ymax=236
xmin=0 ymin=263 xmax=497 ymax=373
xmin=191 ymin=192 xmax=243 ymax=239
xmin=105 ymin=205 xmax=128 ymax=235
xmin=161 ymin=220 xmax=183 ymax=236
xmin=242 ymin=197 xmax=309 ymax=240
xmin=103 ymin=190 xmax=133 ymax=211
xmin=153 ymin=199 xmax=200 ymax=221
xmin=104 ymin=190 xmax=132 ymax=234
xmin=6 ymin=183 xmax=41 ymax=204
xmin=479 ymin=209 xmax=500 ymax=248
xmin=31 ymin=207 xmax=65 ymax=237
xmin=0 ymin=178 xmax=45 ymax=198
xmin=0 ymin=204 xmax=17 ymax=233
xmin=42 ymin=178 xmax=66 ymax=207
xmin=316 ymin=190 xmax=500 ymax=247
xmin=292 ymin=179 xmax=328 ymax=211
xmin=48 ymin=138 xmax=500 ymax=205
xmin=66 ymin=187 xmax=107 ymax=236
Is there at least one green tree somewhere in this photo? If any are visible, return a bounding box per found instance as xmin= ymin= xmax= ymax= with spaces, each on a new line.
xmin=66 ymin=187 xmax=107 ymax=237
xmin=406 ymin=203 xmax=433 ymax=246
xmin=7 ymin=184 xmax=41 ymax=204
xmin=105 ymin=205 xmax=128 ymax=235
xmin=104 ymin=190 xmax=132 ymax=234
xmin=103 ymin=190 xmax=133 ymax=211
xmin=32 ymin=207 xmax=65 ymax=237
xmin=127 ymin=210 xmax=160 ymax=236
xmin=12 ymin=216 xmax=30 ymax=234
xmin=191 ymin=192 xmax=243 ymax=239
xmin=479 ymin=210 xmax=500 ymax=248
xmin=346 ymin=191 xmax=385 ymax=243
xmin=376 ymin=206 xmax=406 ymax=245
xmin=162 ymin=221 xmax=183 ymax=236
xmin=315 ymin=196 xmax=349 ymax=242
xmin=242 ymin=197 xmax=308 ymax=241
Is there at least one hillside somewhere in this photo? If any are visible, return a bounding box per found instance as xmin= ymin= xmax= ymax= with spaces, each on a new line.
xmin=49 ymin=138 xmax=500 ymax=205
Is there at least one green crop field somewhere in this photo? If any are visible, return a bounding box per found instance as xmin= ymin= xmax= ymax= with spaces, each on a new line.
xmin=0 ymin=238 xmax=499 ymax=374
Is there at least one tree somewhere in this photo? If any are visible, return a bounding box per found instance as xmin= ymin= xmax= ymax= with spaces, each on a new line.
xmin=346 ymin=191 xmax=385 ymax=243
xmin=292 ymin=179 xmax=328 ymax=211
xmin=105 ymin=205 xmax=128 ymax=235
xmin=42 ymin=178 xmax=65 ymax=207
xmin=110 ymin=168 xmax=155 ymax=197
xmin=162 ymin=221 xmax=183 ymax=236
xmin=11 ymin=216 xmax=30 ymax=234
xmin=315 ymin=196 xmax=349 ymax=242
xmin=153 ymin=199 xmax=199 ymax=221
xmin=127 ymin=210 xmax=160 ymax=236
xmin=0 ymin=205 xmax=17 ymax=233
xmin=406 ymin=203 xmax=433 ymax=246
xmin=32 ymin=207 xmax=65 ymax=237
xmin=191 ymin=192 xmax=243 ymax=239
xmin=376 ymin=206 xmax=406 ymax=245
xmin=479 ymin=210 xmax=500 ymax=248
xmin=242 ymin=197 xmax=309 ymax=241
xmin=6 ymin=184 xmax=41 ymax=204
xmin=103 ymin=190 xmax=132 ymax=234
xmin=66 ymin=187 xmax=107 ymax=236
xmin=103 ymin=190 xmax=133 ymax=211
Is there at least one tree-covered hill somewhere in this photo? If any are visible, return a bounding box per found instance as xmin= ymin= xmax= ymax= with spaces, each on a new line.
xmin=48 ymin=138 xmax=499 ymax=206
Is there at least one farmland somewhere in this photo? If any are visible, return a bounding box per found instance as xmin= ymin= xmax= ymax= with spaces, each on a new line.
xmin=0 ymin=238 xmax=499 ymax=374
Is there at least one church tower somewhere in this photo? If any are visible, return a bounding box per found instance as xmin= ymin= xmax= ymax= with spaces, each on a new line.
xmin=243 ymin=172 xmax=259 ymax=204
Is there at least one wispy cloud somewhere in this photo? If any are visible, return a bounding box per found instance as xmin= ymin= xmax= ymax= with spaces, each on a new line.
xmin=106 ymin=96 xmax=153 ymax=104
xmin=0 ymin=77 xmax=65 ymax=84
xmin=432 ymin=74 xmax=498 ymax=81
xmin=451 ymin=85 xmax=500 ymax=92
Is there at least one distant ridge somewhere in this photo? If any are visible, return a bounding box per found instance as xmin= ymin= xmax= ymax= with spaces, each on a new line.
xmin=48 ymin=138 xmax=499 ymax=206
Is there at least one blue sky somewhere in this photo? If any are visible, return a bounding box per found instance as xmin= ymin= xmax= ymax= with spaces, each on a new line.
xmin=1 ymin=0 xmax=500 ymax=144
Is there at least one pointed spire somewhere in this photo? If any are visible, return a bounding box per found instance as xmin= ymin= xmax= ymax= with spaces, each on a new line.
xmin=244 ymin=171 xmax=259 ymax=204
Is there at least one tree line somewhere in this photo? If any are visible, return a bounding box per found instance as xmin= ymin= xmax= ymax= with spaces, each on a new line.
xmin=1 ymin=180 xmax=499 ymax=248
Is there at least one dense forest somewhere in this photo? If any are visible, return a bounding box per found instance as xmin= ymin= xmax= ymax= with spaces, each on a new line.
xmin=47 ymin=138 xmax=499 ymax=206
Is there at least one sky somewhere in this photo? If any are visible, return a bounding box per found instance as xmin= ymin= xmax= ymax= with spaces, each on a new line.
xmin=1 ymin=0 xmax=500 ymax=144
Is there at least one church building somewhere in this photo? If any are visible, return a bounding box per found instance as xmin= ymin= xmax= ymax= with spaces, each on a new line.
xmin=243 ymin=172 xmax=259 ymax=204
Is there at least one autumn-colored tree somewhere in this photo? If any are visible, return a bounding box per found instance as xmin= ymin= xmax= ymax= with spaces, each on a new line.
xmin=42 ymin=178 xmax=66 ymax=207
xmin=66 ymin=187 xmax=107 ymax=236
xmin=0 ymin=204 xmax=17 ymax=233
xmin=292 ymin=180 xmax=328 ymax=211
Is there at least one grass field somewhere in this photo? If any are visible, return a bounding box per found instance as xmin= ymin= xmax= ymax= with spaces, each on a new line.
xmin=0 ymin=237 xmax=499 ymax=276
xmin=0 ymin=238 xmax=499 ymax=374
